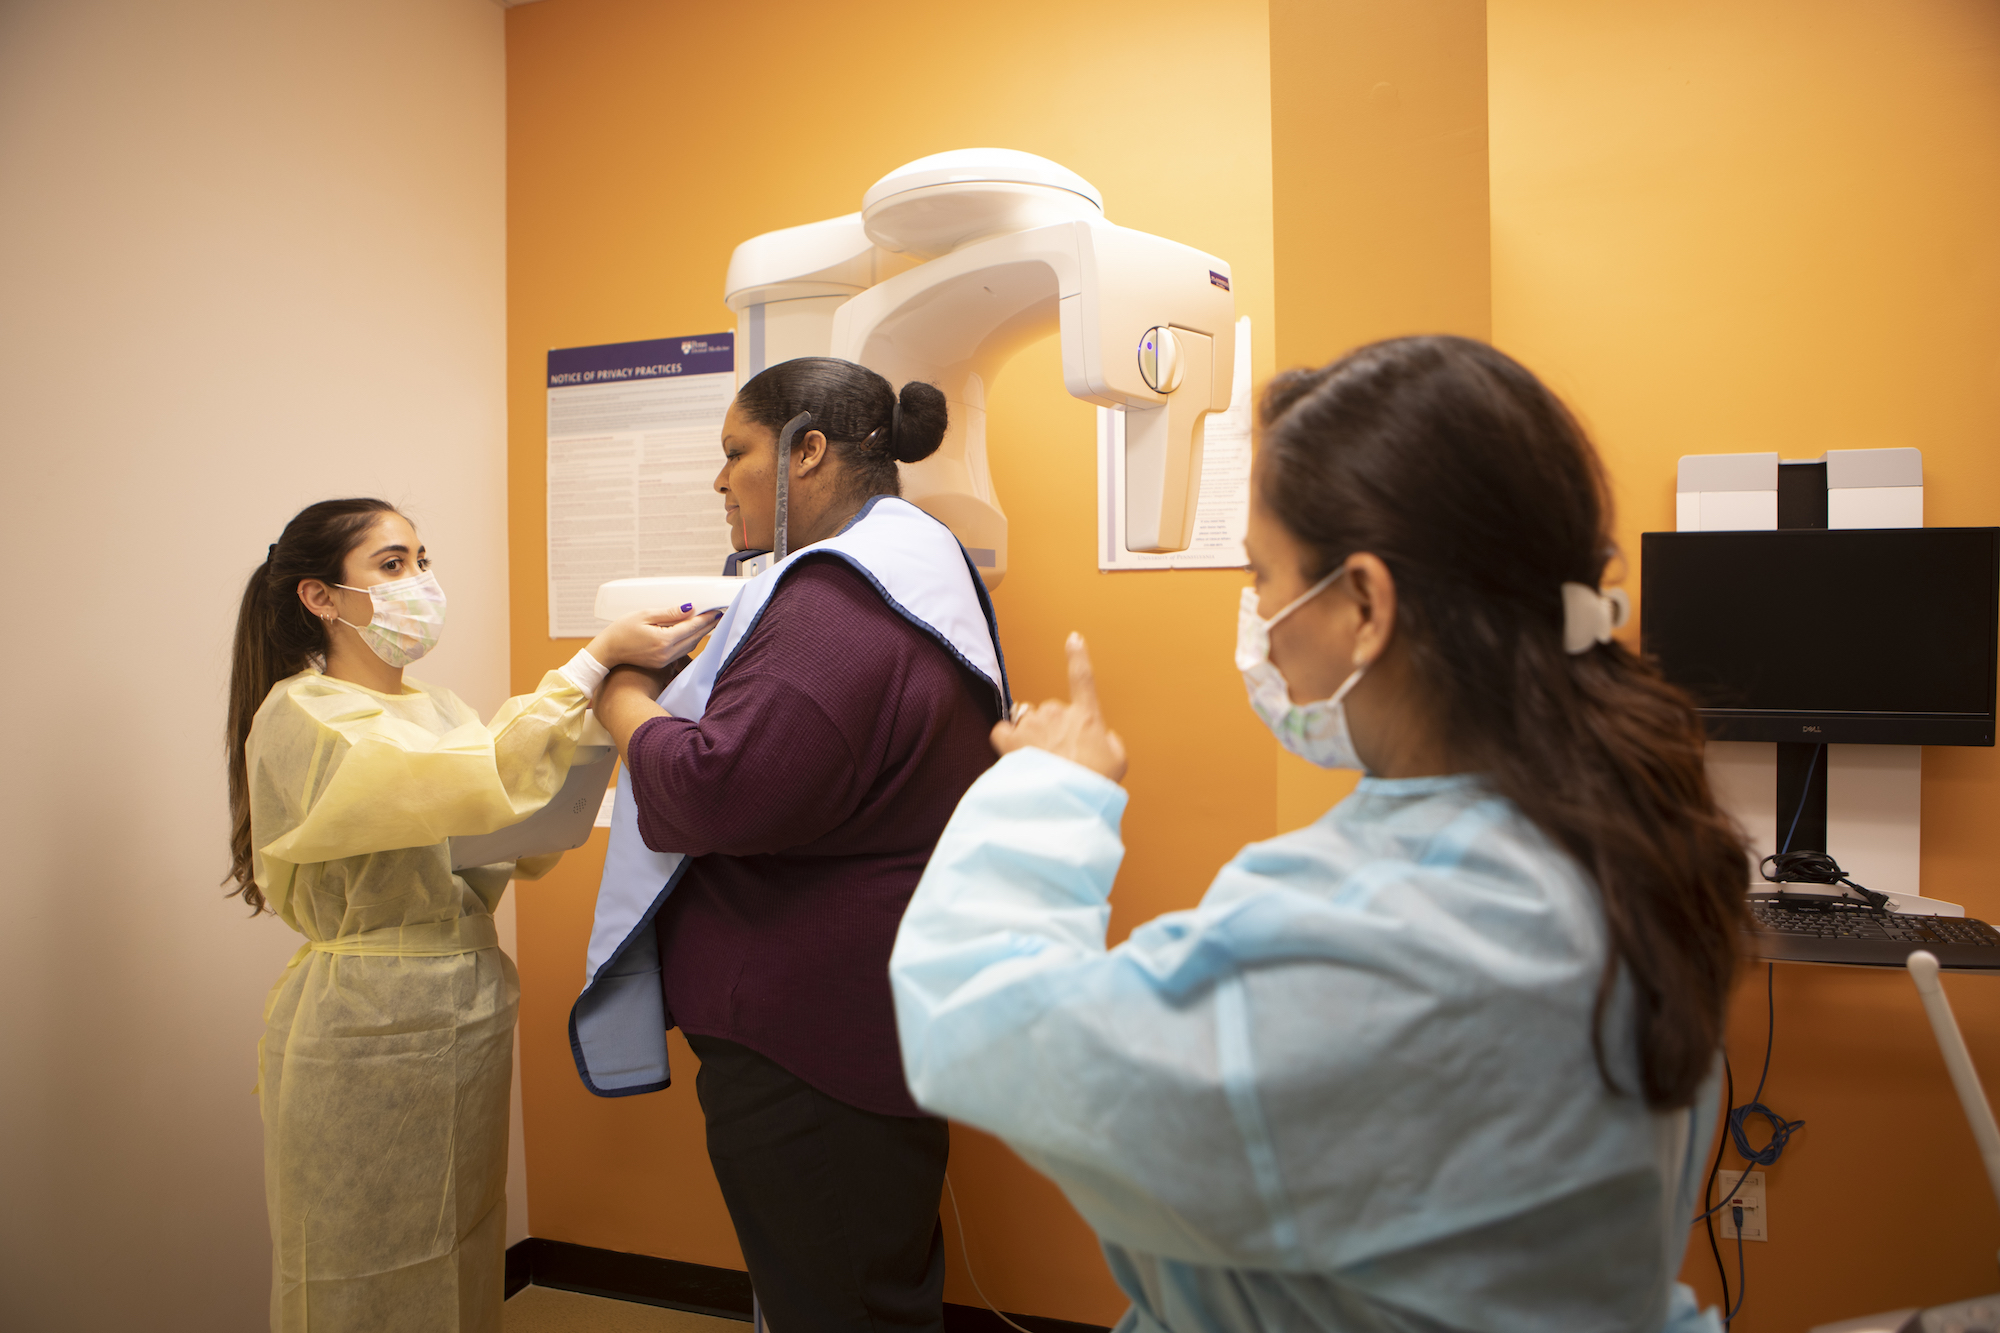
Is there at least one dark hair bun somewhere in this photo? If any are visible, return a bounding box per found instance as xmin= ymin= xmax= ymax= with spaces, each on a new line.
xmin=892 ymin=381 xmax=949 ymax=464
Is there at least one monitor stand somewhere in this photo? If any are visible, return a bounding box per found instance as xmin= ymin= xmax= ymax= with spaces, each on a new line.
xmin=1773 ymin=740 xmax=1828 ymax=854
xmin=1756 ymin=740 xmax=1963 ymax=918
xmin=1683 ymin=447 xmax=1951 ymax=919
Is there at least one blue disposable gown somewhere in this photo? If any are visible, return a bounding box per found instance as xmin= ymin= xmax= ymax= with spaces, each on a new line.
xmin=889 ymin=748 xmax=1722 ymax=1333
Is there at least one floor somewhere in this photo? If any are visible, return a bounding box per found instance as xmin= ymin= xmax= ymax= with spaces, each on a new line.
xmin=503 ymin=1285 xmax=748 ymax=1333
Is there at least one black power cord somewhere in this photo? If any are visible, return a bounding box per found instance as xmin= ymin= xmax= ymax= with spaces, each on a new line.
xmin=1697 ymin=965 xmax=1806 ymax=1326
xmin=1702 ymin=1059 xmax=1736 ymax=1318
xmin=1760 ymin=849 xmax=1890 ymax=910
xmin=1695 ymin=745 xmax=1827 ymax=1323
xmin=1728 ymin=1205 xmax=1747 ymax=1327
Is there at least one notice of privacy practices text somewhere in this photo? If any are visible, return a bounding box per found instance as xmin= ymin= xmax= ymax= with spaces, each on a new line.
xmin=1097 ymin=317 xmax=1254 ymax=571
xmin=546 ymin=334 xmax=736 ymax=637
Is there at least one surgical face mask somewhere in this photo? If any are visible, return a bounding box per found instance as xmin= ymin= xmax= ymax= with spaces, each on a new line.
xmin=1235 ymin=569 xmax=1370 ymax=772
xmin=332 ymin=569 xmax=447 ymax=668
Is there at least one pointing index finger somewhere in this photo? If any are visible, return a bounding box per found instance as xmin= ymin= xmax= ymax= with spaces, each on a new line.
xmin=1065 ymin=632 xmax=1101 ymax=713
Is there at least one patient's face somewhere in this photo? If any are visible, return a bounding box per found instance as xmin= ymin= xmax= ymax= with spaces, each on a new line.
xmin=716 ymin=401 xmax=776 ymax=551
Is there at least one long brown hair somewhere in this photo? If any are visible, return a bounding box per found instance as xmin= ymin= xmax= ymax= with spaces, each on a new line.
xmin=1259 ymin=336 xmax=1747 ymax=1110
xmin=224 ymin=498 xmax=402 ymax=913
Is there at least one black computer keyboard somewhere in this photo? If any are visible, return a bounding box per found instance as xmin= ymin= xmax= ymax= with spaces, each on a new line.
xmin=1749 ymin=898 xmax=2000 ymax=969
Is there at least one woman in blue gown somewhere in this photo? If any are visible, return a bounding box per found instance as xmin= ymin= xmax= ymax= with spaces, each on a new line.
xmin=889 ymin=336 xmax=1749 ymax=1333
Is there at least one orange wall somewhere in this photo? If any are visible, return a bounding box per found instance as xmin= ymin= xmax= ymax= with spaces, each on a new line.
xmin=504 ymin=0 xmax=1277 ymax=1323
xmin=1489 ymin=2 xmax=2000 ymax=1326
xmin=1268 ymin=0 xmax=1491 ymax=828
xmin=508 ymin=2 xmax=2000 ymax=1328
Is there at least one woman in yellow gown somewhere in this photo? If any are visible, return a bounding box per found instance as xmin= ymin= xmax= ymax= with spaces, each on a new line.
xmin=224 ymin=498 xmax=718 ymax=1333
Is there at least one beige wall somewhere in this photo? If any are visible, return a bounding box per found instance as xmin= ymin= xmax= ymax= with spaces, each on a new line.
xmin=0 ymin=1 xmax=511 ymax=1328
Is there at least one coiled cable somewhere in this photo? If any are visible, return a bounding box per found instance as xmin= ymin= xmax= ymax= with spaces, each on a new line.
xmin=1759 ymin=849 xmax=1889 ymax=910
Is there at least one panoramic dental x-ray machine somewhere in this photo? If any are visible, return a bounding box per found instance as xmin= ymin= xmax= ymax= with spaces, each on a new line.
xmin=599 ymin=147 xmax=1236 ymax=618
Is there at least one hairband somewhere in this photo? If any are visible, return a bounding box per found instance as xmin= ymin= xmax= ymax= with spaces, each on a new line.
xmin=1561 ymin=583 xmax=1631 ymax=654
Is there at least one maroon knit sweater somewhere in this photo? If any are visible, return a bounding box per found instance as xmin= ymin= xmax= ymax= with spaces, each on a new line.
xmin=627 ymin=557 xmax=1001 ymax=1116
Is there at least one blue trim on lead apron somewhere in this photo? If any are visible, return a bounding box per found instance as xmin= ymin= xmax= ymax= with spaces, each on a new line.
xmin=567 ymin=855 xmax=692 ymax=1097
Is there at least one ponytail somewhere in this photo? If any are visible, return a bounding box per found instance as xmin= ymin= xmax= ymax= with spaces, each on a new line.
xmin=1522 ymin=644 xmax=1747 ymax=1106
xmin=224 ymin=499 xmax=401 ymax=913
xmin=1259 ymin=337 xmax=1748 ymax=1110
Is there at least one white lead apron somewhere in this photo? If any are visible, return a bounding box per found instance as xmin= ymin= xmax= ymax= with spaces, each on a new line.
xmin=569 ymin=495 xmax=1010 ymax=1096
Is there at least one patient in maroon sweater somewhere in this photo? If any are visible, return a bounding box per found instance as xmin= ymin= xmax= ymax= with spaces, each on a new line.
xmin=600 ymin=357 xmax=1000 ymax=1333
xmin=627 ymin=557 xmax=1000 ymax=1116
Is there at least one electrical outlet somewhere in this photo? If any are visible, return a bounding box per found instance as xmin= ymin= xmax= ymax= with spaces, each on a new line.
xmin=1716 ymin=1170 xmax=1767 ymax=1241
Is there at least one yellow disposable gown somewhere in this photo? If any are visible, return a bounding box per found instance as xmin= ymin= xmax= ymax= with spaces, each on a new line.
xmin=248 ymin=666 xmax=589 ymax=1333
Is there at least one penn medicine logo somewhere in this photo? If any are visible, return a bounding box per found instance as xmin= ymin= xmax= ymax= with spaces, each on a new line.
xmin=681 ymin=340 xmax=696 ymax=354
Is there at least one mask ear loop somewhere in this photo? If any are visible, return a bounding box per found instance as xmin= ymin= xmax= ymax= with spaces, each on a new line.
xmin=1265 ymin=565 xmax=1347 ymax=630
xmin=774 ymin=412 xmax=813 ymax=561
xmin=322 ymin=580 xmax=367 ymax=630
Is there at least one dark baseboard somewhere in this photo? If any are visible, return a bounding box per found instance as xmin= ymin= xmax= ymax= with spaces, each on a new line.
xmin=939 ymin=1305 xmax=1110 ymax=1333
xmin=504 ymin=1236 xmax=1111 ymax=1333
xmin=505 ymin=1237 xmax=750 ymax=1318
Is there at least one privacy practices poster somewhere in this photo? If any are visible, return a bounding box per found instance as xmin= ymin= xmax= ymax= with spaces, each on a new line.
xmin=545 ymin=334 xmax=735 ymax=637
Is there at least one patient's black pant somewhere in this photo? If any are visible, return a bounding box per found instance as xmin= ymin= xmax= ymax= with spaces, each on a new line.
xmin=687 ymin=1033 xmax=948 ymax=1333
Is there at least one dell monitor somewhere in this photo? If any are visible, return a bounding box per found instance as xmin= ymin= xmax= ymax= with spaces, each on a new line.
xmin=1640 ymin=528 xmax=2000 ymax=748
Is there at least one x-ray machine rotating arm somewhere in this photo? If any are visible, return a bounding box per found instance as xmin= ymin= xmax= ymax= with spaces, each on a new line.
xmin=828 ymin=217 xmax=1235 ymax=563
